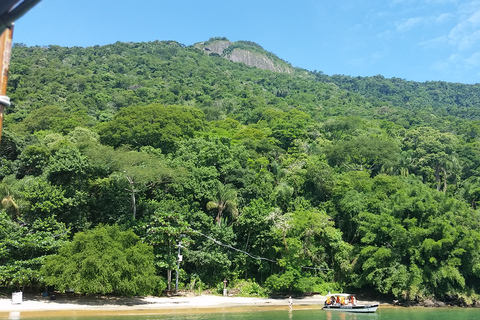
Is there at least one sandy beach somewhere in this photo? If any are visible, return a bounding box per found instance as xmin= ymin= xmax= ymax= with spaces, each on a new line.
xmin=0 ymin=293 xmax=386 ymax=319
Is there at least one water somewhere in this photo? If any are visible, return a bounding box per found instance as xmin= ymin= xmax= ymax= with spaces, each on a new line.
xmin=1 ymin=307 xmax=480 ymax=320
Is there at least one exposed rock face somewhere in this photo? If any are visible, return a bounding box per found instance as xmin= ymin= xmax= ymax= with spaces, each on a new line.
xmin=227 ymin=49 xmax=293 ymax=74
xmin=195 ymin=39 xmax=293 ymax=74
xmin=200 ymin=40 xmax=232 ymax=55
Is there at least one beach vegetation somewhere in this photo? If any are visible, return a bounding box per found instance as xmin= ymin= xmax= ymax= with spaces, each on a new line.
xmin=41 ymin=225 xmax=158 ymax=296
xmin=2 ymin=40 xmax=480 ymax=304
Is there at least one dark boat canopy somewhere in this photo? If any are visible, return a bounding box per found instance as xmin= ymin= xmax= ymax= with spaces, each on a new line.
xmin=0 ymin=0 xmax=41 ymax=34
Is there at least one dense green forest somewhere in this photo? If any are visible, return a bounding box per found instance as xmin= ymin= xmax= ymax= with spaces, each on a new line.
xmin=2 ymin=38 xmax=480 ymax=304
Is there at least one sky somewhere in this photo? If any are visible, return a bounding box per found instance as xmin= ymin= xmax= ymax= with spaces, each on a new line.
xmin=11 ymin=0 xmax=480 ymax=84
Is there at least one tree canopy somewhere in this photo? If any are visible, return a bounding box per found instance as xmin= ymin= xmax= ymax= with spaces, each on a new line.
xmin=41 ymin=225 xmax=158 ymax=296
xmin=2 ymin=40 xmax=480 ymax=304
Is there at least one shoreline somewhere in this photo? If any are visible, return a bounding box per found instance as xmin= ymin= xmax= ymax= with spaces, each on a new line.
xmin=0 ymin=293 xmax=387 ymax=316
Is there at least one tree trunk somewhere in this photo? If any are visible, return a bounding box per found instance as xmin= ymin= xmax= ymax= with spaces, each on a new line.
xmin=442 ymin=167 xmax=447 ymax=193
xmin=282 ymin=229 xmax=289 ymax=252
xmin=167 ymin=269 xmax=172 ymax=291
xmin=216 ymin=206 xmax=223 ymax=226
xmin=244 ymin=230 xmax=250 ymax=280
xmin=434 ymin=166 xmax=441 ymax=192
xmin=125 ymin=174 xmax=136 ymax=219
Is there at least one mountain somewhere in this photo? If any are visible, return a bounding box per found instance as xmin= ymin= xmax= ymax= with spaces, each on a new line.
xmin=315 ymin=73 xmax=480 ymax=121
xmin=194 ymin=37 xmax=294 ymax=74
xmin=3 ymin=39 xmax=480 ymax=304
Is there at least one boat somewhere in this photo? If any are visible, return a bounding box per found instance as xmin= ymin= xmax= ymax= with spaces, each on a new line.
xmin=322 ymin=293 xmax=378 ymax=313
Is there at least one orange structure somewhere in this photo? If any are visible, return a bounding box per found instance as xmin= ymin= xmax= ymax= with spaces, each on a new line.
xmin=0 ymin=27 xmax=13 ymax=144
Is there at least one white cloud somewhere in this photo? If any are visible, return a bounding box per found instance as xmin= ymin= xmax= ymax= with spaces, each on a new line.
xmin=391 ymin=0 xmax=457 ymax=5
xmin=420 ymin=35 xmax=446 ymax=48
xmin=394 ymin=12 xmax=452 ymax=34
xmin=422 ymin=1 xmax=480 ymax=82
xmin=396 ymin=17 xmax=423 ymax=31
xmin=447 ymin=8 xmax=480 ymax=50
xmin=465 ymin=51 xmax=480 ymax=67
xmin=425 ymin=0 xmax=458 ymax=3
xmin=436 ymin=13 xmax=452 ymax=23
xmin=430 ymin=51 xmax=480 ymax=83
xmin=389 ymin=2 xmax=455 ymax=34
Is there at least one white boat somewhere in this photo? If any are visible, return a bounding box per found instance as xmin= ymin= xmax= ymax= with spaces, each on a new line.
xmin=322 ymin=293 xmax=378 ymax=313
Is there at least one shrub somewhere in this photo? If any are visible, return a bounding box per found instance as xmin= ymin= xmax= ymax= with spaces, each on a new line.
xmin=234 ymin=280 xmax=267 ymax=297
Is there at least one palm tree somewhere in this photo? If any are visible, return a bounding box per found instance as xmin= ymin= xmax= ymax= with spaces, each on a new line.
xmin=396 ymin=150 xmax=414 ymax=177
xmin=206 ymin=181 xmax=238 ymax=226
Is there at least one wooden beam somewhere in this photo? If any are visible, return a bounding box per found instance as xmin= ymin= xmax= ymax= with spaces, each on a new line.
xmin=0 ymin=26 xmax=13 ymax=145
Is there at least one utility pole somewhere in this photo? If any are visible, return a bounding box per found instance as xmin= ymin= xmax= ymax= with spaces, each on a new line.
xmin=0 ymin=26 xmax=13 ymax=144
xmin=175 ymin=234 xmax=185 ymax=294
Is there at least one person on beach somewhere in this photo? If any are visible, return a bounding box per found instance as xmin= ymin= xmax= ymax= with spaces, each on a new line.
xmin=289 ymin=296 xmax=293 ymax=309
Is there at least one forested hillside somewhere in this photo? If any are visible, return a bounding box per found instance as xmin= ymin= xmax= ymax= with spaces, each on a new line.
xmin=1 ymin=38 xmax=480 ymax=304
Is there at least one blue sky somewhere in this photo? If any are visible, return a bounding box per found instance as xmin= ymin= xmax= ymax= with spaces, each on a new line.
xmin=12 ymin=0 xmax=480 ymax=84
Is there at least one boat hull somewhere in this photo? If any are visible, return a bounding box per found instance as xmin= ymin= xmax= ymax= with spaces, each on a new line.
xmin=322 ymin=304 xmax=379 ymax=313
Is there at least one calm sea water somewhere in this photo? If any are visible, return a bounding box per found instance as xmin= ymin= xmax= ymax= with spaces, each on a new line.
xmin=2 ymin=307 xmax=480 ymax=320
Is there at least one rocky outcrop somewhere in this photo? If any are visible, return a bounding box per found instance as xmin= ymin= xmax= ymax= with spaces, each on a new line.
xmin=195 ymin=39 xmax=294 ymax=74
xmin=422 ymin=299 xmax=446 ymax=307
xmin=198 ymin=40 xmax=232 ymax=55
xmin=226 ymin=48 xmax=293 ymax=74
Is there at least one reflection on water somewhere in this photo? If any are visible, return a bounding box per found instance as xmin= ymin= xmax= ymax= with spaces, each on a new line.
xmin=2 ymin=307 xmax=480 ymax=320
xmin=8 ymin=312 xmax=19 ymax=320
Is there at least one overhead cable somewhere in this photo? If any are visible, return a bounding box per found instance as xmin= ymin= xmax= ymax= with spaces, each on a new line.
xmin=189 ymin=227 xmax=332 ymax=270
xmin=189 ymin=228 xmax=278 ymax=263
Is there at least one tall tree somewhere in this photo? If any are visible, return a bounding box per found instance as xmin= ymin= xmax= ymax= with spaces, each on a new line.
xmin=139 ymin=207 xmax=190 ymax=291
xmin=85 ymin=144 xmax=180 ymax=219
xmin=207 ymin=181 xmax=238 ymax=226
xmin=41 ymin=225 xmax=158 ymax=296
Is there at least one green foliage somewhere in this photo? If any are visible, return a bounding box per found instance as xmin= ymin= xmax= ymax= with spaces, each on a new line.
xmin=0 ymin=130 xmax=24 ymax=161
xmin=137 ymin=205 xmax=191 ymax=290
xmin=154 ymin=276 xmax=168 ymax=296
xmin=311 ymin=282 xmax=343 ymax=295
xmin=12 ymin=106 xmax=88 ymax=135
xmin=317 ymin=73 xmax=480 ymax=122
xmin=264 ymin=267 xmax=301 ymax=292
xmin=203 ymin=37 xmax=230 ymax=45
xmin=232 ymin=280 xmax=268 ymax=297
xmin=97 ymin=104 xmax=205 ymax=153
xmin=17 ymin=144 xmax=50 ymax=177
xmin=186 ymin=223 xmax=238 ymax=285
xmin=0 ymin=212 xmax=69 ymax=288
xmin=2 ymin=40 xmax=480 ymax=302
xmin=326 ymin=135 xmax=400 ymax=175
xmin=41 ymin=225 xmax=158 ymax=296
xmin=47 ymin=145 xmax=89 ymax=186
xmin=206 ymin=181 xmax=238 ymax=226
